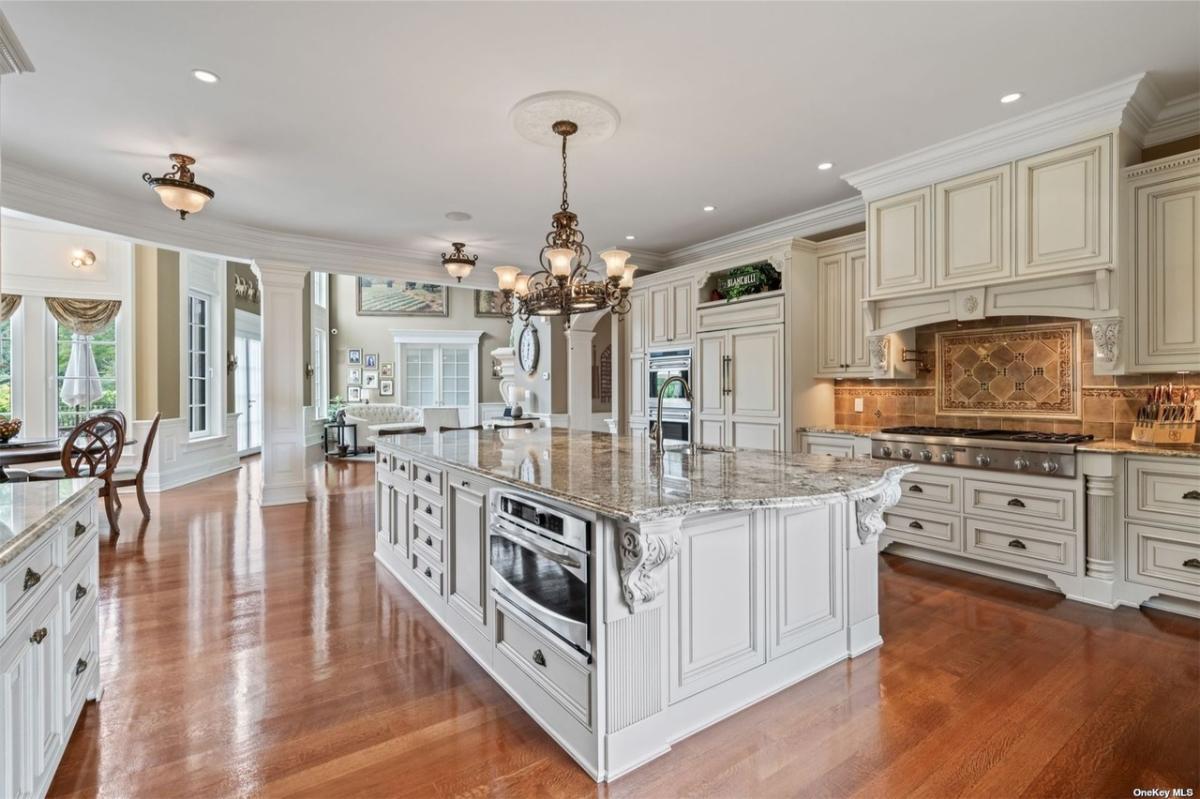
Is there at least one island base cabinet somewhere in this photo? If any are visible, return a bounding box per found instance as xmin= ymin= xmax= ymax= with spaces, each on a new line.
xmin=446 ymin=470 xmax=489 ymax=636
xmin=768 ymin=505 xmax=844 ymax=659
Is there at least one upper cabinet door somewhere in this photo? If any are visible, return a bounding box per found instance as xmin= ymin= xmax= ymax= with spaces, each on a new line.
xmin=934 ymin=165 xmax=1012 ymax=287
xmin=648 ymin=285 xmax=672 ymax=347
xmin=1015 ymin=135 xmax=1112 ymax=276
xmin=868 ymin=186 xmax=933 ymax=296
xmin=671 ymin=279 xmax=693 ymax=343
xmin=1131 ymin=160 xmax=1200 ymax=370
xmin=845 ymin=249 xmax=872 ymax=373
xmin=695 ymin=331 xmax=728 ymax=419
xmin=629 ymin=353 xmax=647 ymax=419
xmin=628 ymin=290 xmax=647 ymax=354
xmin=729 ymin=324 xmax=783 ymax=420
xmin=816 ymin=253 xmax=845 ymax=374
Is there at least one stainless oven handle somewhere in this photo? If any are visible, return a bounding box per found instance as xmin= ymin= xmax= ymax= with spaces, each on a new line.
xmin=648 ymin=357 xmax=691 ymax=370
xmin=490 ymin=523 xmax=583 ymax=571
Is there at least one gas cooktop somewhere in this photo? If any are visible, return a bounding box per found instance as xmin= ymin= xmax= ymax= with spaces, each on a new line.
xmin=878 ymin=426 xmax=1095 ymax=445
xmin=870 ymin=426 xmax=1096 ymax=478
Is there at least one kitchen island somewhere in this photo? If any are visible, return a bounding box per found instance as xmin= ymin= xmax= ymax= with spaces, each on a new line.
xmin=372 ymin=428 xmax=911 ymax=780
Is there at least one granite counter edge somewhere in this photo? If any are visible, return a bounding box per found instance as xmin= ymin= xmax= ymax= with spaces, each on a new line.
xmin=0 ymin=478 xmax=103 ymax=567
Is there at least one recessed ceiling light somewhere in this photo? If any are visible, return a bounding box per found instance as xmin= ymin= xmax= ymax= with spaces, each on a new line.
xmin=817 ymin=162 xmax=834 ymax=171
xmin=1000 ymin=92 xmax=1022 ymax=104
xmin=625 ymin=235 xmax=636 ymax=240
xmin=191 ymin=69 xmax=220 ymax=84
xmin=444 ymin=211 xmax=472 ymax=222
xmin=702 ymin=205 xmax=716 ymax=212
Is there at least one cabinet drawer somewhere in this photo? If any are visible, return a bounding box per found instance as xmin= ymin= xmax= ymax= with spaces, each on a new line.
xmin=963 ymin=478 xmax=1076 ymax=531
xmin=884 ymin=508 xmax=962 ymax=552
xmin=411 ymin=522 xmax=444 ymax=566
xmin=802 ymin=434 xmax=855 ymax=458
xmin=965 ymin=517 xmax=1078 ymax=575
xmin=64 ymin=622 xmax=97 ymax=723
xmin=411 ymin=461 xmax=444 ymax=496
xmin=1127 ymin=521 xmax=1200 ymax=597
xmin=5 ymin=536 xmax=61 ymax=629
xmin=898 ymin=471 xmax=961 ymax=512
xmin=62 ymin=545 xmax=98 ymax=640
xmin=1125 ymin=457 xmax=1200 ymax=526
xmin=412 ymin=551 xmax=443 ymax=597
xmin=495 ymin=599 xmax=592 ymax=728
xmin=412 ymin=493 xmax=444 ymax=531
xmin=64 ymin=502 xmax=97 ymax=564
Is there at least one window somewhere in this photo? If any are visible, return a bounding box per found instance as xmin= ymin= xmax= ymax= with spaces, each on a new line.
xmin=187 ymin=293 xmax=212 ymax=436
xmin=0 ymin=318 xmax=11 ymax=416
xmin=400 ymin=343 xmax=471 ymax=409
xmin=312 ymin=271 xmax=328 ymax=309
xmin=403 ymin=346 xmax=436 ymax=407
xmin=55 ymin=318 xmax=118 ymax=434
xmin=313 ymin=328 xmax=328 ymax=420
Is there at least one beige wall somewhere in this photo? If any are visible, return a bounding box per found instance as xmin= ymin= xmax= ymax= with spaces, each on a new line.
xmin=133 ymin=246 xmax=181 ymax=419
xmin=510 ymin=315 xmax=569 ymax=415
xmin=328 ymin=275 xmax=511 ymax=405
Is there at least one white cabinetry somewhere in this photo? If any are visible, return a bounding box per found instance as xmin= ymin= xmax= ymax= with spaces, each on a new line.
xmin=868 ymin=186 xmax=932 ymax=296
xmin=628 ymin=290 xmax=647 ymax=355
xmin=647 ymin=278 xmax=694 ymax=347
xmin=816 ymin=242 xmax=871 ymax=377
xmin=933 ymin=164 xmax=1012 ymax=287
xmin=768 ymin=505 xmax=843 ymax=657
xmin=696 ymin=323 xmax=784 ymax=451
xmin=447 ymin=469 xmax=489 ymax=635
xmin=1123 ymin=457 xmax=1200 ymax=602
xmin=1126 ymin=151 xmax=1200 ymax=372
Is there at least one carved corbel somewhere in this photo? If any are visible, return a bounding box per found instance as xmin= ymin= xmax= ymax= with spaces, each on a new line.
xmin=1090 ymin=317 xmax=1122 ymax=374
xmin=618 ymin=518 xmax=682 ymax=612
xmin=854 ymin=472 xmax=906 ymax=545
xmin=868 ymin=335 xmax=890 ymax=376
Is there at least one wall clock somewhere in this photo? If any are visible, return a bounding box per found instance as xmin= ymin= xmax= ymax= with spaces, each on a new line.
xmin=518 ymin=324 xmax=540 ymax=375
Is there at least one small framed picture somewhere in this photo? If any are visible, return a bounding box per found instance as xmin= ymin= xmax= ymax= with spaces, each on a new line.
xmin=363 ymin=370 xmax=379 ymax=389
xmin=364 ymin=353 xmax=379 ymax=369
xmin=348 ymin=368 xmax=362 ymax=385
xmin=380 ymin=379 xmax=394 ymax=397
xmin=347 ymin=386 xmax=361 ymax=402
xmin=347 ymin=348 xmax=362 ymax=365
xmin=381 ymin=362 xmax=394 ymax=378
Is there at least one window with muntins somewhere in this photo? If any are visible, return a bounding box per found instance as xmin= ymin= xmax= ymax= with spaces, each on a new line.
xmin=0 ymin=319 xmax=12 ymax=417
xmin=55 ymin=318 xmax=118 ymax=434
xmin=188 ymin=294 xmax=211 ymax=436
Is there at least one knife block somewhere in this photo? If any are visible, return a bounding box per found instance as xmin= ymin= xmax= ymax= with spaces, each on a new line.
xmin=1131 ymin=420 xmax=1197 ymax=446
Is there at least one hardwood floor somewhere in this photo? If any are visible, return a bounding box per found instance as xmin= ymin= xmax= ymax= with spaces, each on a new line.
xmin=48 ymin=452 xmax=1199 ymax=798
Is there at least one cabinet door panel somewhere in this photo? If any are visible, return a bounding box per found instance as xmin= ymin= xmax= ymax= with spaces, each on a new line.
xmin=817 ymin=253 xmax=845 ymax=373
xmin=628 ymin=291 xmax=647 ymax=354
xmin=1134 ymin=173 xmax=1200 ymax=368
xmin=846 ymin=249 xmax=871 ymax=372
xmin=695 ymin=332 xmax=727 ymax=418
xmin=448 ymin=478 xmax=488 ymax=632
xmin=729 ymin=325 xmax=783 ymax=419
xmin=0 ymin=632 xmax=32 ymax=799
xmin=934 ymin=165 xmax=1012 ymax=286
xmin=1016 ymin=135 xmax=1111 ymax=275
xmin=697 ymin=417 xmax=727 ymax=449
xmin=869 ymin=187 xmax=933 ymax=295
xmin=629 ymin=354 xmax=647 ymax=420
xmin=391 ymin=486 xmax=410 ymax=559
xmin=731 ymin=420 xmax=781 ymax=451
xmin=648 ymin=286 xmax=672 ymax=346
xmin=671 ymin=280 xmax=693 ymax=342
xmin=769 ymin=505 xmax=842 ymax=658
xmin=29 ymin=596 xmax=63 ymax=789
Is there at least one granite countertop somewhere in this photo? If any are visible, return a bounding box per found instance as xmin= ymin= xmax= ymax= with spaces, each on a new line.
xmin=0 ymin=478 xmax=100 ymax=566
xmin=376 ymin=429 xmax=914 ymax=523
xmin=796 ymin=426 xmax=882 ymax=436
xmin=1078 ymin=440 xmax=1200 ymax=459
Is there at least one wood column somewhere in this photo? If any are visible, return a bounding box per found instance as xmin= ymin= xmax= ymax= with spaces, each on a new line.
xmin=254 ymin=261 xmax=309 ymax=506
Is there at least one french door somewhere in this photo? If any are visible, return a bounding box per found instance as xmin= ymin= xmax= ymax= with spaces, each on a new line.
xmin=234 ymin=332 xmax=263 ymax=454
xmin=399 ymin=344 xmax=473 ymax=424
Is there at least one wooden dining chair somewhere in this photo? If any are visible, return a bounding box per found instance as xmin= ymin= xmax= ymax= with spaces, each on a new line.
xmin=30 ymin=415 xmax=125 ymax=536
xmin=112 ymin=412 xmax=160 ymax=518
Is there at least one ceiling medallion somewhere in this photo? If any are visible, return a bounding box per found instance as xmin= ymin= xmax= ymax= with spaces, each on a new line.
xmin=494 ymin=119 xmax=636 ymax=325
xmin=142 ymin=153 xmax=214 ymax=220
xmin=441 ymin=242 xmax=479 ymax=283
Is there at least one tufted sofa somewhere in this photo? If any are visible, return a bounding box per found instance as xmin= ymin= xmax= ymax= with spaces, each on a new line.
xmin=342 ymin=404 xmax=423 ymax=439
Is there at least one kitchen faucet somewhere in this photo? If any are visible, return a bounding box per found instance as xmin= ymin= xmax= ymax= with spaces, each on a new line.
xmin=654 ymin=374 xmax=693 ymax=453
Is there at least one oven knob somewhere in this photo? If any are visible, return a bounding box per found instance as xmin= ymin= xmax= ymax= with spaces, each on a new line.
xmin=1041 ymin=459 xmax=1059 ymax=474
xmin=940 ymin=451 xmax=956 ymax=463
xmin=920 ymin=449 xmax=933 ymax=461
xmin=975 ymin=453 xmax=991 ymax=467
xmin=879 ymin=445 xmax=892 ymax=458
xmin=900 ymin=447 xmax=912 ymax=459
xmin=1013 ymin=457 xmax=1030 ymax=471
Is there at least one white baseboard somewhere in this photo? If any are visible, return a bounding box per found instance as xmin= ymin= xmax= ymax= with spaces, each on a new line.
xmin=136 ymin=413 xmax=241 ymax=493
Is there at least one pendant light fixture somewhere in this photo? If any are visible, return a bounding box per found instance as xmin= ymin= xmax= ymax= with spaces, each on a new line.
xmin=142 ymin=153 xmax=215 ymax=220
xmin=495 ymin=119 xmax=636 ymax=324
xmin=441 ymin=242 xmax=479 ymax=282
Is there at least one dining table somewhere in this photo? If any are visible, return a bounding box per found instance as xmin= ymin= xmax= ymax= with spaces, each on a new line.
xmin=0 ymin=435 xmax=139 ymax=482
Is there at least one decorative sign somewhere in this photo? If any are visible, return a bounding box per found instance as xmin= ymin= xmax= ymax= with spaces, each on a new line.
xmin=712 ymin=261 xmax=782 ymax=302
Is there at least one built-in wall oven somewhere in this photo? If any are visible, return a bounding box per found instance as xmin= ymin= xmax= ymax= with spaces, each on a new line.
xmin=647 ymin=348 xmax=692 ymax=446
xmin=489 ymin=490 xmax=591 ymax=657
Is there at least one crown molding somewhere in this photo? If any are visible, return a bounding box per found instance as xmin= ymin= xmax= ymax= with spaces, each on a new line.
xmin=659 ymin=196 xmax=864 ymax=268
xmin=1143 ymin=92 xmax=1200 ymax=148
xmin=842 ymin=73 xmax=1152 ymax=201
xmin=0 ymin=11 xmax=34 ymax=75
xmin=0 ymin=161 xmax=509 ymax=288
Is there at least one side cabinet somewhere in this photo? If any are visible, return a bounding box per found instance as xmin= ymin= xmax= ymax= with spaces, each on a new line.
xmin=933 ymin=164 xmax=1012 ymax=287
xmin=768 ymin=505 xmax=843 ymax=659
xmin=816 ymin=246 xmax=871 ymax=377
xmin=868 ymin=186 xmax=933 ymax=296
xmin=446 ymin=469 xmax=491 ymax=635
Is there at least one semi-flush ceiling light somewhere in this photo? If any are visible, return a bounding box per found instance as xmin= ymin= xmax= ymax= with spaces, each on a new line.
xmin=70 ymin=249 xmax=96 ymax=269
xmin=817 ymin=162 xmax=834 ymax=171
xmin=702 ymin=205 xmax=716 ymax=212
xmin=1000 ymin=92 xmax=1022 ymax=104
xmin=191 ymin=69 xmax=220 ymax=84
xmin=142 ymin=154 xmax=215 ymax=220
xmin=441 ymin=242 xmax=479 ymax=282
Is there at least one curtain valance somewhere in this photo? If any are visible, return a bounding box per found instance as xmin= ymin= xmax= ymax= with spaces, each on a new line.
xmin=0 ymin=294 xmax=21 ymax=323
xmin=44 ymin=297 xmax=122 ymax=335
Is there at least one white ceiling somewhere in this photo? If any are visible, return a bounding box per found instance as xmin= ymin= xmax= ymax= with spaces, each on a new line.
xmin=2 ymin=1 xmax=1198 ymax=272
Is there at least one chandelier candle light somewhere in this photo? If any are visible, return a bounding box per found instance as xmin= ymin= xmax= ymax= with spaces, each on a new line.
xmin=494 ymin=120 xmax=637 ymax=324
xmin=142 ymin=153 xmax=215 ymax=220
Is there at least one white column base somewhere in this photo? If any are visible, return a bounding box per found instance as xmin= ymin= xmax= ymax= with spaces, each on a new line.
xmin=261 ymin=481 xmax=309 ymax=507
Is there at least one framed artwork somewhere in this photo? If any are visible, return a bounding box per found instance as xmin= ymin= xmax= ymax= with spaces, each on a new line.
xmin=474 ymin=289 xmax=507 ymax=318
xmin=381 ymin=362 xmax=394 ymax=378
xmin=363 ymin=370 xmax=379 ymax=389
xmin=379 ymin=379 xmax=394 ymax=397
xmin=347 ymin=386 xmax=361 ymax=402
xmin=357 ymin=277 xmax=448 ymax=316
xmin=364 ymin=353 xmax=379 ymax=369
xmin=347 ymin=348 xmax=362 ymax=365
xmin=348 ymin=368 xmax=361 ymax=385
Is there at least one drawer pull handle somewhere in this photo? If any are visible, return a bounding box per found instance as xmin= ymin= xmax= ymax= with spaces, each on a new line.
xmin=75 ymin=584 xmax=87 ymax=601
xmin=425 ymin=536 xmax=433 ymax=547
xmin=424 ymin=566 xmax=433 ymax=579
xmin=74 ymin=520 xmax=88 ymax=537
xmin=1007 ymin=539 xmax=1027 ymax=550
xmin=75 ymin=658 xmax=88 ymax=676
xmin=23 ymin=567 xmax=41 ymax=592
xmin=1183 ymin=490 xmax=1200 ymax=501
xmin=532 ymin=649 xmax=547 ymax=667
xmin=1007 ymin=498 xmax=1026 ymax=508
xmin=908 ymin=485 xmax=924 ymax=494
xmin=462 ymin=480 xmax=469 ymax=487
xmin=908 ymin=520 xmax=924 ymax=530
xmin=399 ymin=464 xmax=406 ymax=472
xmin=425 ymin=505 xmax=433 ymax=515
xmin=424 ymin=474 xmax=433 ymax=484
xmin=30 ymin=627 xmax=48 ymax=645
xmin=1183 ymin=558 xmax=1200 ymax=570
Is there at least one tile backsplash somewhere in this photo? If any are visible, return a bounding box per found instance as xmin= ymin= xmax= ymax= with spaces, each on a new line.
xmin=833 ymin=316 xmax=1199 ymax=440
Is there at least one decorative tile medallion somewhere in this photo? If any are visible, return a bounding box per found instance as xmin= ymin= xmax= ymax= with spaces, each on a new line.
xmin=937 ymin=322 xmax=1080 ymax=418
